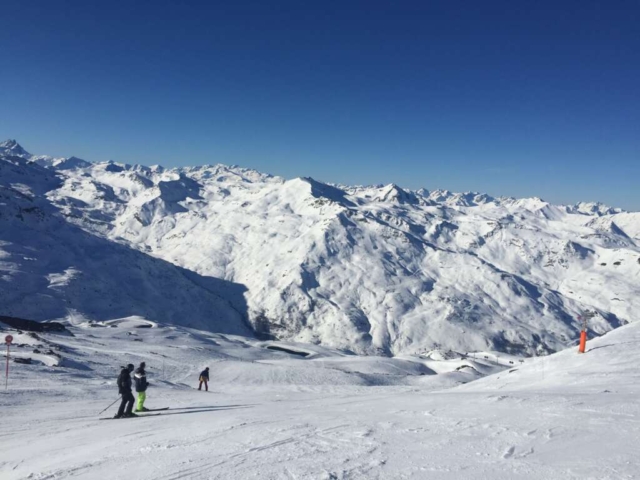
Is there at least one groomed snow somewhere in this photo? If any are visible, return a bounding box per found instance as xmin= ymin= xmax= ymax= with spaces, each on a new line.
xmin=0 ymin=318 xmax=638 ymax=479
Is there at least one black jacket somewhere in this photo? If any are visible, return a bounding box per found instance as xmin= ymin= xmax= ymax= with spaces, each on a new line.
xmin=200 ymin=369 xmax=209 ymax=381
xmin=134 ymin=367 xmax=149 ymax=392
xmin=117 ymin=368 xmax=132 ymax=394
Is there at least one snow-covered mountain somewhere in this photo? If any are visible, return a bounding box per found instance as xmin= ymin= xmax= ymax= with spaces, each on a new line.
xmin=1 ymin=140 xmax=639 ymax=356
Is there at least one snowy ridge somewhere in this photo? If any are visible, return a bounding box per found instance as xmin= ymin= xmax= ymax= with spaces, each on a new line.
xmin=1 ymin=140 xmax=639 ymax=357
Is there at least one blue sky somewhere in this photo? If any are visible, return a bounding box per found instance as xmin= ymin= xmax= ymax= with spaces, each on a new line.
xmin=1 ymin=1 xmax=639 ymax=209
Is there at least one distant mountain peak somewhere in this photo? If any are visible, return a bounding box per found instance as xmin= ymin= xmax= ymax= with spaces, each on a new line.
xmin=0 ymin=139 xmax=19 ymax=148
xmin=0 ymin=139 xmax=31 ymax=157
xmin=572 ymin=201 xmax=624 ymax=216
xmin=375 ymin=183 xmax=419 ymax=204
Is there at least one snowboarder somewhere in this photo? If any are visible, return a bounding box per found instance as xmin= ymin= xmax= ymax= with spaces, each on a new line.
xmin=198 ymin=367 xmax=209 ymax=391
xmin=134 ymin=362 xmax=149 ymax=412
xmin=115 ymin=364 xmax=136 ymax=418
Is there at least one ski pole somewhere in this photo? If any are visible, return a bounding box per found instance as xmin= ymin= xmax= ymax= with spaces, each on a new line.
xmin=99 ymin=396 xmax=121 ymax=415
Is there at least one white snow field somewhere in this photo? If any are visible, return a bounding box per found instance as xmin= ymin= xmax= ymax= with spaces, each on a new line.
xmin=0 ymin=316 xmax=638 ymax=479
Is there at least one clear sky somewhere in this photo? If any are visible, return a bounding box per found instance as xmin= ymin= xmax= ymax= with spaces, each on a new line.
xmin=1 ymin=1 xmax=639 ymax=209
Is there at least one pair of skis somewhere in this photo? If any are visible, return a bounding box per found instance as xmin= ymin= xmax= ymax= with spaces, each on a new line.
xmin=100 ymin=407 xmax=169 ymax=420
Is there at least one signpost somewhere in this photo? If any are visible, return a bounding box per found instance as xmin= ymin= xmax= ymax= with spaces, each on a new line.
xmin=5 ymin=335 xmax=13 ymax=390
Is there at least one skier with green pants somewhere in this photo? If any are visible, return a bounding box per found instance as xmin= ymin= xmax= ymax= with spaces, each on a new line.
xmin=134 ymin=362 xmax=149 ymax=412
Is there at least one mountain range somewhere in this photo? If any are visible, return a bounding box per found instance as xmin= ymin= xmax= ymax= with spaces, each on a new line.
xmin=1 ymin=139 xmax=638 ymax=356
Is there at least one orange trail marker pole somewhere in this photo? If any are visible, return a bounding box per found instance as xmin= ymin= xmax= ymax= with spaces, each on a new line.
xmin=578 ymin=330 xmax=587 ymax=353
xmin=577 ymin=312 xmax=594 ymax=354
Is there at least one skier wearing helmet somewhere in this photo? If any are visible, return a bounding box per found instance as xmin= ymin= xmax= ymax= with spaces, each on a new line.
xmin=115 ymin=364 xmax=136 ymax=418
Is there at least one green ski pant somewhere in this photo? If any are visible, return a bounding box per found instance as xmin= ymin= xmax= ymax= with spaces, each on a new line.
xmin=136 ymin=391 xmax=146 ymax=412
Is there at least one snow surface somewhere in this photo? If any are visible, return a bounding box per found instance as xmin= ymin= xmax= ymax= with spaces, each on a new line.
xmin=0 ymin=316 xmax=638 ymax=479
xmin=1 ymin=140 xmax=639 ymax=356
xmin=1 ymin=140 xmax=639 ymax=479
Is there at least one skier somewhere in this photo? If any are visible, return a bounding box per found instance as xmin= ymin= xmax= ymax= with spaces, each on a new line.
xmin=115 ymin=364 xmax=136 ymax=418
xmin=198 ymin=367 xmax=210 ymax=391
xmin=134 ymin=362 xmax=149 ymax=412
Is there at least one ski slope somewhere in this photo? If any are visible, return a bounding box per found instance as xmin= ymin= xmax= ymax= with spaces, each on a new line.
xmin=1 ymin=317 xmax=638 ymax=479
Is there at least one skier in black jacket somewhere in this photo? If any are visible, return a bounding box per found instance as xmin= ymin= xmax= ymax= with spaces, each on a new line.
xmin=115 ymin=364 xmax=136 ymax=418
xmin=134 ymin=362 xmax=149 ymax=412
xmin=198 ymin=367 xmax=210 ymax=391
